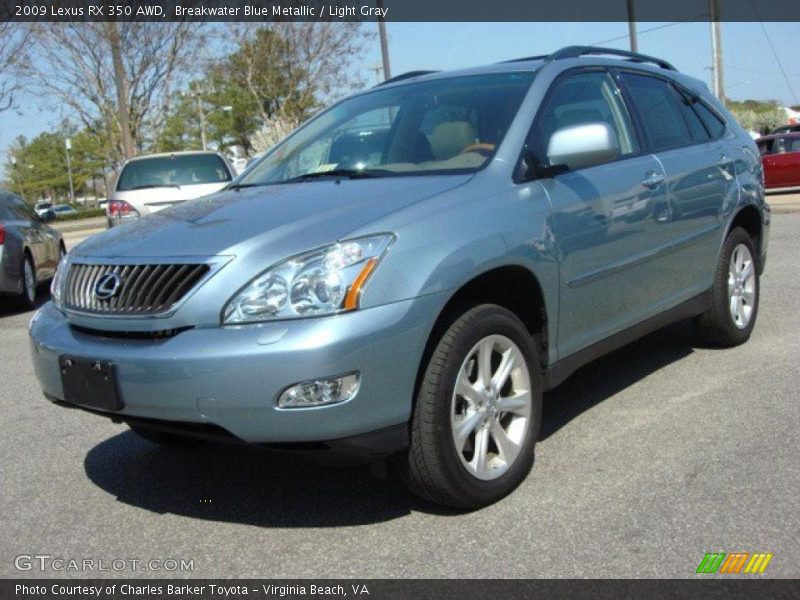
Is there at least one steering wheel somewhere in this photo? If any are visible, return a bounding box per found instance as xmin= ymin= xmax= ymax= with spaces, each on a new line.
xmin=460 ymin=143 xmax=496 ymax=157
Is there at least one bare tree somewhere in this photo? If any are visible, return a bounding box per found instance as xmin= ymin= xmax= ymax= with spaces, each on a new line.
xmin=21 ymin=24 xmax=207 ymax=165
xmin=0 ymin=23 xmax=32 ymax=113
xmin=224 ymin=23 xmax=374 ymax=124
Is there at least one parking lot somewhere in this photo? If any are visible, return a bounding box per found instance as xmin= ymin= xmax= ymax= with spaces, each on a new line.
xmin=1 ymin=212 xmax=798 ymax=579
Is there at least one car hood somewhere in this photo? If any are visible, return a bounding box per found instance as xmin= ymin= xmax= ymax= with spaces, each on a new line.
xmin=73 ymin=175 xmax=472 ymax=260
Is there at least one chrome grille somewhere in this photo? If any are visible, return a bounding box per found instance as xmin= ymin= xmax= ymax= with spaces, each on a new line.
xmin=64 ymin=263 xmax=210 ymax=315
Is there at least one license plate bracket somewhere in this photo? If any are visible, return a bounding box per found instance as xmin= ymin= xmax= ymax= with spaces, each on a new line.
xmin=59 ymin=356 xmax=123 ymax=412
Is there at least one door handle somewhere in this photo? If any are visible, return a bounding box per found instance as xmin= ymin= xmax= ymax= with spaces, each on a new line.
xmin=641 ymin=172 xmax=665 ymax=189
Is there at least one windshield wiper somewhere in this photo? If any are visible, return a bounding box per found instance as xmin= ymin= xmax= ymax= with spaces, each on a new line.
xmin=226 ymin=182 xmax=268 ymax=191
xmin=286 ymin=168 xmax=390 ymax=182
xmin=126 ymin=183 xmax=181 ymax=191
xmin=227 ymin=169 xmax=390 ymax=190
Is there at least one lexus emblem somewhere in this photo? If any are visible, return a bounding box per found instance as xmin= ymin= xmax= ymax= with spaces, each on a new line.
xmin=95 ymin=272 xmax=122 ymax=300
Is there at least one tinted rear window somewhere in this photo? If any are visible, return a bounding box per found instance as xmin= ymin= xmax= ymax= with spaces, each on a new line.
xmin=621 ymin=72 xmax=693 ymax=151
xmin=117 ymin=154 xmax=231 ymax=191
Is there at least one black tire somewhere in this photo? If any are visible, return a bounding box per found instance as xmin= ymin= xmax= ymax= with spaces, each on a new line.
xmin=129 ymin=425 xmax=201 ymax=448
xmin=400 ymin=304 xmax=543 ymax=509
xmin=15 ymin=253 xmax=37 ymax=310
xmin=695 ymin=227 xmax=760 ymax=347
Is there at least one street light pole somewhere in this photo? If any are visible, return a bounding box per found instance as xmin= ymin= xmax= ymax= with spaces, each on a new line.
xmin=197 ymin=95 xmax=208 ymax=151
xmin=65 ymin=138 xmax=75 ymax=204
xmin=10 ymin=156 xmax=22 ymax=201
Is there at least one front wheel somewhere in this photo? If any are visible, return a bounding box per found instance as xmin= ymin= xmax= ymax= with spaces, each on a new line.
xmin=695 ymin=227 xmax=760 ymax=346
xmin=400 ymin=304 xmax=543 ymax=509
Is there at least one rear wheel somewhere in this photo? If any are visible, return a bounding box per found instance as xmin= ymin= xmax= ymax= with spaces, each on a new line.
xmin=15 ymin=253 xmax=37 ymax=310
xmin=400 ymin=304 xmax=542 ymax=509
xmin=129 ymin=425 xmax=201 ymax=448
xmin=695 ymin=227 xmax=759 ymax=346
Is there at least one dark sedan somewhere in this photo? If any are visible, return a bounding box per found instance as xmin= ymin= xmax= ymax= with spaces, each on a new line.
xmin=0 ymin=192 xmax=65 ymax=309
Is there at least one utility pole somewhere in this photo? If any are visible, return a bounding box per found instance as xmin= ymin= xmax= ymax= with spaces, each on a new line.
xmin=106 ymin=21 xmax=135 ymax=159
xmin=377 ymin=0 xmax=391 ymax=80
xmin=709 ymin=0 xmax=725 ymax=102
xmin=627 ymin=0 xmax=638 ymax=52
xmin=64 ymin=138 xmax=75 ymax=203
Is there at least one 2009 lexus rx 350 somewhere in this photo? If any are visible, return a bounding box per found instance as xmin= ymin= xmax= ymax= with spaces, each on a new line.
xmin=30 ymin=47 xmax=769 ymax=508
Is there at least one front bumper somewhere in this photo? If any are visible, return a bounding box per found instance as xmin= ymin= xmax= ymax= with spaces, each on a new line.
xmin=29 ymin=295 xmax=443 ymax=448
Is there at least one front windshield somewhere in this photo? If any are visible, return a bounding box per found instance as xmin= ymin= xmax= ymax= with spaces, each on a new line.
xmin=116 ymin=154 xmax=232 ymax=191
xmin=238 ymin=72 xmax=534 ymax=185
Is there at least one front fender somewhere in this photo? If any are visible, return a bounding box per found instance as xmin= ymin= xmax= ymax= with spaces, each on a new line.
xmin=355 ymin=175 xmax=560 ymax=363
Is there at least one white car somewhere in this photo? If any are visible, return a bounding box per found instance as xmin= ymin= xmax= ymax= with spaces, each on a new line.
xmin=107 ymin=151 xmax=236 ymax=227
xmin=34 ymin=201 xmax=54 ymax=218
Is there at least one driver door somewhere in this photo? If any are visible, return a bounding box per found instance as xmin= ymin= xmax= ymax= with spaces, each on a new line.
xmin=530 ymin=69 xmax=673 ymax=358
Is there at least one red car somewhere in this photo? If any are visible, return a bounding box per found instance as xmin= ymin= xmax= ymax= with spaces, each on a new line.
xmin=756 ymin=132 xmax=800 ymax=189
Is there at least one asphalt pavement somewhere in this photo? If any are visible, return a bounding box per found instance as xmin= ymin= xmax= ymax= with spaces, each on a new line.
xmin=2 ymin=214 xmax=798 ymax=579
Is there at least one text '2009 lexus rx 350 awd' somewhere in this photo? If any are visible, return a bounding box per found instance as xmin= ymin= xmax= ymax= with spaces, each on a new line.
xmin=30 ymin=47 xmax=769 ymax=508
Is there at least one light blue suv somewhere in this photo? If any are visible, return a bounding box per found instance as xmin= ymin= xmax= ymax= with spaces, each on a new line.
xmin=30 ymin=47 xmax=769 ymax=508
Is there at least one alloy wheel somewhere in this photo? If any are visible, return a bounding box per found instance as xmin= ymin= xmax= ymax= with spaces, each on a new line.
xmin=728 ymin=243 xmax=756 ymax=329
xmin=450 ymin=334 xmax=532 ymax=481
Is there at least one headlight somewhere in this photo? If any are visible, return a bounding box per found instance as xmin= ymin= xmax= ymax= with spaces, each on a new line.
xmin=50 ymin=254 xmax=69 ymax=307
xmin=223 ymin=234 xmax=394 ymax=324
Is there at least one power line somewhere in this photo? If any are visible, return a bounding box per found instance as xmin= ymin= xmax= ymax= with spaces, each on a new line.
xmin=755 ymin=21 xmax=799 ymax=104
xmin=726 ymin=63 xmax=800 ymax=80
xmin=591 ymin=22 xmax=682 ymax=46
xmin=590 ymin=17 xmax=707 ymax=47
xmin=747 ymin=0 xmax=799 ymax=104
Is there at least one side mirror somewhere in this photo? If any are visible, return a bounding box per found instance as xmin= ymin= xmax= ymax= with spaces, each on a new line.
xmin=547 ymin=122 xmax=620 ymax=171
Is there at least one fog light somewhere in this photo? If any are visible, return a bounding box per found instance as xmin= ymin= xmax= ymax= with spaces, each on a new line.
xmin=278 ymin=373 xmax=360 ymax=408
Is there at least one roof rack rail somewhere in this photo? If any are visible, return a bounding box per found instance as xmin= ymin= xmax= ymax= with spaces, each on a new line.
xmin=375 ymin=70 xmax=439 ymax=87
xmin=549 ymin=46 xmax=677 ymax=71
xmin=500 ymin=54 xmax=550 ymax=64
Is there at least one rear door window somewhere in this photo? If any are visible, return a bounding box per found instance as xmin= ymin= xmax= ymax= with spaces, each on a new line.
xmin=620 ymin=72 xmax=694 ymax=151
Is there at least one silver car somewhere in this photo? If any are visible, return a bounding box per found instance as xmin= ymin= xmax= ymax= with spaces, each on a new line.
xmin=0 ymin=192 xmax=65 ymax=309
xmin=107 ymin=151 xmax=235 ymax=227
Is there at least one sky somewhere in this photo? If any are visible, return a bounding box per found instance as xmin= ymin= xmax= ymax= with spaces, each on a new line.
xmin=1 ymin=21 xmax=798 ymax=180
